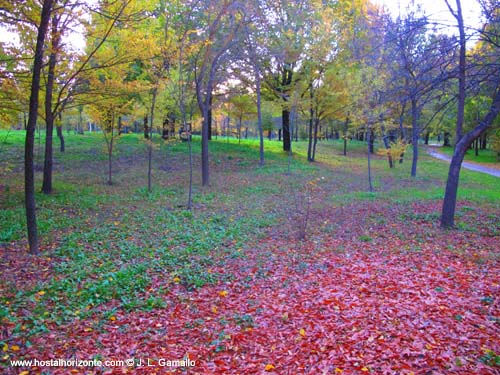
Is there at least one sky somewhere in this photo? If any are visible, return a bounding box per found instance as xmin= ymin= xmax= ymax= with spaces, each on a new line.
xmin=373 ymin=0 xmax=484 ymax=33
xmin=0 ymin=0 xmax=485 ymax=49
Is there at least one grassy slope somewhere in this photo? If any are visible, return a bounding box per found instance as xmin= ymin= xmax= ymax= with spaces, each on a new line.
xmin=0 ymin=130 xmax=499 ymax=372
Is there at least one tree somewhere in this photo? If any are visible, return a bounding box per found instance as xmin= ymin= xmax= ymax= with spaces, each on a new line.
xmin=39 ymin=0 xmax=133 ymax=194
xmin=259 ymin=0 xmax=313 ymax=152
xmin=228 ymin=92 xmax=256 ymax=143
xmin=190 ymin=0 xmax=245 ymax=186
xmin=25 ymin=0 xmax=53 ymax=254
xmin=441 ymin=0 xmax=500 ymax=228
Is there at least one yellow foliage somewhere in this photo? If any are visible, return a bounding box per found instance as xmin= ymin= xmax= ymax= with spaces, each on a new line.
xmin=377 ymin=139 xmax=409 ymax=165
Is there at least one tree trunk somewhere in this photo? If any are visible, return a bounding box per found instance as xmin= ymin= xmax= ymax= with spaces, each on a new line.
xmin=444 ymin=132 xmax=451 ymax=147
xmin=41 ymin=13 xmax=59 ymax=194
xmin=399 ymin=101 xmax=407 ymax=141
xmin=25 ymin=0 xmax=53 ymax=255
xmin=441 ymin=87 xmax=500 ymax=228
xmin=108 ymin=137 xmax=113 ymax=186
xmin=148 ymin=88 xmax=157 ymax=192
xmin=411 ymin=98 xmax=419 ymax=177
xmin=282 ymin=109 xmax=290 ymax=151
xmin=312 ymin=118 xmax=319 ymax=161
xmin=238 ymin=117 xmax=242 ymax=144
xmin=56 ymin=125 xmax=65 ymax=152
xmin=381 ymin=126 xmax=394 ymax=168
xmin=480 ymin=132 xmax=487 ymax=149
xmin=202 ymin=105 xmax=210 ymax=185
xmin=367 ymin=127 xmax=374 ymax=192
xmin=368 ymin=130 xmax=375 ymax=154
xmin=144 ymin=114 xmax=149 ymax=139
xmin=107 ymin=111 xmax=115 ymax=186
xmin=343 ymin=115 xmax=349 ymax=156
xmin=307 ymin=107 xmax=313 ymax=161
xmin=454 ymin=0 xmax=466 ymax=144
xmin=208 ymin=95 xmax=212 ymax=141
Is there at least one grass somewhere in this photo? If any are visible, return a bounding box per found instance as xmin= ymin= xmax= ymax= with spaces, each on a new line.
xmin=0 ymin=129 xmax=499 ymax=345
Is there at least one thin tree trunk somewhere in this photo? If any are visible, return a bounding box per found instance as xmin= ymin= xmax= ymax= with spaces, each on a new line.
xmin=411 ymin=98 xmax=419 ymax=177
xmin=381 ymin=126 xmax=394 ymax=168
xmin=144 ymin=114 xmax=149 ymax=139
xmin=56 ymin=125 xmax=64 ymax=152
xmin=312 ymin=118 xmax=319 ymax=161
xmin=369 ymin=130 xmax=375 ymax=154
xmin=148 ymin=88 xmax=157 ymax=193
xmin=367 ymin=127 xmax=374 ymax=192
xmin=108 ymin=136 xmax=113 ymax=185
xmin=107 ymin=111 xmax=115 ymax=186
xmin=238 ymin=117 xmax=242 ymax=144
xmin=208 ymin=95 xmax=212 ymax=141
xmin=41 ymin=13 xmax=59 ymax=194
xmin=307 ymin=107 xmax=313 ymax=161
xmin=453 ymin=0 xmax=466 ymax=143
xmin=25 ymin=0 xmax=53 ymax=255
xmin=201 ymin=105 xmax=210 ymax=186
xmin=343 ymin=115 xmax=349 ymax=156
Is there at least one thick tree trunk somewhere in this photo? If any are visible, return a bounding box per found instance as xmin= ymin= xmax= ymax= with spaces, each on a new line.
xmin=441 ymin=87 xmax=500 ymax=228
xmin=282 ymin=110 xmax=290 ymax=151
xmin=25 ymin=0 xmax=53 ymax=255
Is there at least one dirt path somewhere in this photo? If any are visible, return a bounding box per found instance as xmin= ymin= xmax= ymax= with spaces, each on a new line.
xmin=427 ymin=149 xmax=500 ymax=178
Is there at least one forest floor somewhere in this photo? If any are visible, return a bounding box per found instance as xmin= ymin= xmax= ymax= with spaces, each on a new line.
xmin=1 ymin=132 xmax=499 ymax=374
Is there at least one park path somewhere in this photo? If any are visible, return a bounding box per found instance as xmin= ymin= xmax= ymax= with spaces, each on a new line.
xmin=427 ymin=148 xmax=500 ymax=178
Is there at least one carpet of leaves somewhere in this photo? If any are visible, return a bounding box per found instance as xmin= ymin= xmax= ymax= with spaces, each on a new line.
xmin=2 ymin=201 xmax=499 ymax=375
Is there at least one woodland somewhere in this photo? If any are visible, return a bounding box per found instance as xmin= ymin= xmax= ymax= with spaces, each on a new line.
xmin=0 ymin=0 xmax=499 ymax=374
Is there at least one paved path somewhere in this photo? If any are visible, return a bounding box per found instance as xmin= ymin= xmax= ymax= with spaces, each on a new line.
xmin=427 ymin=149 xmax=500 ymax=178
